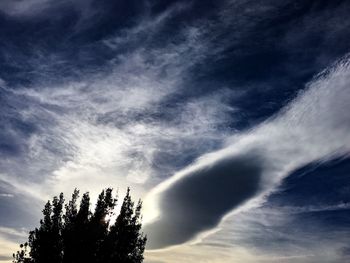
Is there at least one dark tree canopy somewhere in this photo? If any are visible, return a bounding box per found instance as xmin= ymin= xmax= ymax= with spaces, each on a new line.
xmin=13 ymin=188 xmax=147 ymax=263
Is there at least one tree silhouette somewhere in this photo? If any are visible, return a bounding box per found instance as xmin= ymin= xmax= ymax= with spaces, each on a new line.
xmin=13 ymin=188 xmax=147 ymax=263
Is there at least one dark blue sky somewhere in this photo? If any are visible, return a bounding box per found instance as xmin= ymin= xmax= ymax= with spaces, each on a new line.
xmin=0 ymin=0 xmax=349 ymax=262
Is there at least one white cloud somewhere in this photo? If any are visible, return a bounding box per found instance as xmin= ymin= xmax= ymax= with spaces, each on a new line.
xmin=0 ymin=0 xmax=94 ymax=19
xmin=143 ymin=54 xmax=350 ymax=257
xmin=0 ymin=0 xmax=51 ymax=16
xmin=0 ymin=227 xmax=28 ymax=263
xmin=0 ymin=15 xmax=235 ymax=206
xmin=2 ymin=1 xmax=349 ymax=261
xmin=0 ymin=194 xmax=14 ymax=198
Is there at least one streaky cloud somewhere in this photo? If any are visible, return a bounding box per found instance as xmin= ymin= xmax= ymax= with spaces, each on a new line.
xmin=0 ymin=11 xmax=235 ymax=209
xmin=0 ymin=0 xmax=94 ymax=19
xmin=143 ymin=54 xmax=350 ymax=248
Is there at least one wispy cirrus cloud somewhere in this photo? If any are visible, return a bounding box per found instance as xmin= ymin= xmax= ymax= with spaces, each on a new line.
xmin=0 ymin=2 xmax=236 ymax=210
xmin=1 ymin=1 xmax=350 ymax=262
xmin=0 ymin=0 xmax=95 ymax=19
xmin=143 ymin=54 xmax=350 ymax=249
xmin=0 ymin=227 xmax=28 ymax=263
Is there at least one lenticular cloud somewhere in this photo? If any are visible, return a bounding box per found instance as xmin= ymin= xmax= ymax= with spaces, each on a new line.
xmin=144 ymin=55 xmax=350 ymax=249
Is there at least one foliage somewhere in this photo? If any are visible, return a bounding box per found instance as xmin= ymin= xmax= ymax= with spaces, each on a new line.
xmin=13 ymin=188 xmax=147 ymax=263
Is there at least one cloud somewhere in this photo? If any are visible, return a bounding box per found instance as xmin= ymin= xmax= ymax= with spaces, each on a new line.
xmin=0 ymin=227 xmax=28 ymax=242
xmin=340 ymin=247 xmax=350 ymax=257
xmin=145 ymin=154 xmax=262 ymax=249
xmin=145 ymin=244 xmax=259 ymax=263
xmin=145 ymin=242 xmax=322 ymax=263
xmin=0 ymin=180 xmax=41 ymax=229
xmin=0 ymin=227 xmax=28 ymax=263
xmin=0 ymin=6 xmax=236 ymax=217
xmin=0 ymin=0 xmax=95 ymax=19
xmin=0 ymin=7 xmax=238 ymax=254
xmin=143 ymin=54 xmax=350 ymax=248
xmin=1 ymin=1 xmax=350 ymax=261
xmin=0 ymin=194 xmax=14 ymax=198
xmin=0 ymin=0 xmax=52 ymax=16
xmin=206 ymin=200 xmax=350 ymax=263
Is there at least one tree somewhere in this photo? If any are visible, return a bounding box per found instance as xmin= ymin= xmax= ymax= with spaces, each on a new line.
xmin=27 ymin=200 xmax=57 ymax=263
xmin=12 ymin=243 xmax=30 ymax=263
xmin=13 ymin=188 xmax=147 ymax=263
xmin=63 ymin=191 xmax=92 ymax=263
xmin=108 ymin=188 xmax=147 ymax=263
xmin=62 ymin=189 xmax=79 ymax=263
xmin=90 ymin=188 xmax=117 ymax=262
xmin=98 ymin=188 xmax=147 ymax=263
xmin=51 ymin=193 xmax=64 ymax=263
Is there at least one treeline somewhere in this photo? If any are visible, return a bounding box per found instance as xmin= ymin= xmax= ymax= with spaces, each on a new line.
xmin=13 ymin=188 xmax=147 ymax=263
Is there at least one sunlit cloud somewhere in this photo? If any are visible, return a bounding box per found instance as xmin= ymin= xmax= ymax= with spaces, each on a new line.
xmin=1 ymin=0 xmax=350 ymax=262
xmin=144 ymin=55 xmax=350 ymax=249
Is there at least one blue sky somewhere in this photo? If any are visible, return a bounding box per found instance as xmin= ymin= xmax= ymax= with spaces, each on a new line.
xmin=0 ymin=0 xmax=350 ymax=262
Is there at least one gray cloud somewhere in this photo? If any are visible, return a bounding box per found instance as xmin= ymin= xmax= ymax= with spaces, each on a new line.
xmin=144 ymin=54 xmax=350 ymax=249
xmin=0 ymin=0 xmax=52 ymax=16
xmin=1 ymin=1 xmax=350 ymax=261
xmin=0 ymin=0 xmax=94 ymax=19
xmin=0 ymin=180 xmax=40 ymax=229
xmin=145 ymin=154 xmax=262 ymax=248
xmin=0 ymin=255 xmax=12 ymax=261
xmin=0 ymin=2 xmax=237 ymax=212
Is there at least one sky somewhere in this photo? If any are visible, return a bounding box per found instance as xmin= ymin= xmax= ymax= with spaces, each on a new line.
xmin=0 ymin=0 xmax=350 ymax=262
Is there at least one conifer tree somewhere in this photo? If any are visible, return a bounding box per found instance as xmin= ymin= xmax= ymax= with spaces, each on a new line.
xmin=12 ymin=243 xmax=31 ymax=263
xmin=107 ymin=188 xmax=147 ymax=263
xmin=91 ymin=188 xmax=117 ymax=262
xmin=13 ymin=188 xmax=147 ymax=263
xmin=73 ymin=192 xmax=92 ymax=263
xmin=28 ymin=200 xmax=53 ymax=263
xmin=51 ymin=193 xmax=64 ymax=263
xmin=62 ymin=189 xmax=79 ymax=263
